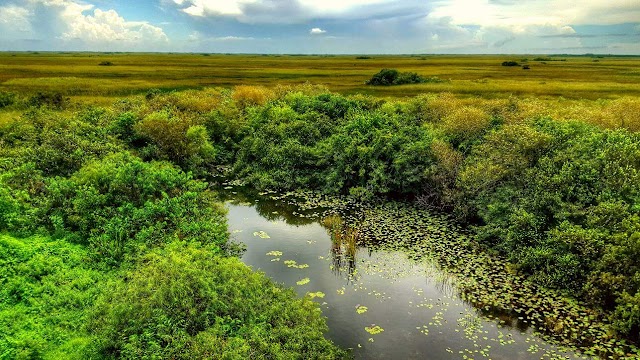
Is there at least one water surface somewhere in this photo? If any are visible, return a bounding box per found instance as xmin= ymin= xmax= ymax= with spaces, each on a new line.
xmin=226 ymin=198 xmax=583 ymax=359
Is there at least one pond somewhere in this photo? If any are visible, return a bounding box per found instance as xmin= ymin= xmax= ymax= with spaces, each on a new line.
xmin=222 ymin=190 xmax=587 ymax=359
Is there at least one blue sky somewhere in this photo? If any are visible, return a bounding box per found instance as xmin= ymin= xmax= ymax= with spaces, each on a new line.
xmin=0 ymin=0 xmax=638 ymax=54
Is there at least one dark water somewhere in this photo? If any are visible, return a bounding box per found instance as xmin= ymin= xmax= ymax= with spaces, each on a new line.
xmin=225 ymin=198 xmax=584 ymax=360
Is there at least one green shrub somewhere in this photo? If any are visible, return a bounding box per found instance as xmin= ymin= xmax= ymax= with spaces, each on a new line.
xmin=366 ymin=69 xmax=429 ymax=86
xmin=613 ymin=291 xmax=640 ymax=341
xmin=366 ymin=68 xmax=399 ymax=86
xmin=461 ymin=119 xmax=640 ymax=309
xmin=134 ymin=111 xmax=216 ymax=171
xmin=40 ymin=152 xmax=229 ymax=264
xmin=0 ymin=109 xmax=122 ymax=177
xmin=321 ymin=109 xmax=435 ymax=196
xmin=0 ymin=91 xmax=16 ymax=108
xmin=0 ymin=235 xmax=104 ymax=359
xmin=28 ymin=92 xmax=67 ymax=109
xmin=88 ymin=242 xmax=346 ymax=359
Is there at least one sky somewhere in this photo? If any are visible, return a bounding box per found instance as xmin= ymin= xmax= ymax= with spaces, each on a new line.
xmin=0 ymin=0 xmax=638 ymax=54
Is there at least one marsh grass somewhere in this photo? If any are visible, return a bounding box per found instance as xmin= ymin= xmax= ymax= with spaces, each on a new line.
xmin=322 ymin=215 xmax=361 ymax=274
xmin=1 ymin=53 xmax=639 ymax=101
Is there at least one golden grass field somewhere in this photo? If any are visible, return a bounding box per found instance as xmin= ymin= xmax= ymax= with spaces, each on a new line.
xmin=1 ymin=52 xmax=639 ymax=103
xmin=1 ymin=52 xmax=639 ymax=132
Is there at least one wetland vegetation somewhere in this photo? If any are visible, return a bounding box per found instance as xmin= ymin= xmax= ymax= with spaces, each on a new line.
xmin=1 ymin=53 xmax=640 ymax=358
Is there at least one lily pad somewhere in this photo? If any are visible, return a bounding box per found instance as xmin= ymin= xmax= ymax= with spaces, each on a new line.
xmin=307 ymin=291 xmax=325 ymax=299
xmin=253 ymin=231 xmax=271 ymax=239
xmin=365 ymin=325 xmax=384 ymax=335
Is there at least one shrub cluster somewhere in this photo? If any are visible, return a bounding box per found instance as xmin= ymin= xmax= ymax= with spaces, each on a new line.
xmin=366 ymin=68 xmax=439 ymax=86
xmin=178 ymin=87 xmax=638 ymax=341
xmin=2 ymin=84 xmax=640 ymax=353
xmin=0 ymin=98 xmax=346 ymax=358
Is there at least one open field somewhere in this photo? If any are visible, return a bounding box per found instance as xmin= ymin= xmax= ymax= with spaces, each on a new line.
xmin=1 ymin=52 xmax=640 ymax=103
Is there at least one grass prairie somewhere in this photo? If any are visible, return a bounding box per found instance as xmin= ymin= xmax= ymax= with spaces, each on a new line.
xmin=1 ymin=52 xmax=639 ymax=103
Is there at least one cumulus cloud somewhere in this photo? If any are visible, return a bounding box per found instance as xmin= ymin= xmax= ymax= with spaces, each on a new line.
xmin=310 ymin=27 xmax=326 ymax=35
xmin=61 ymin=8 xmax=168 ymax=44
xmin=0 ymin=0 xmax=168 ymax=50
xmin=0 ymin=5 xmax=31 ymax=31
xmin=0 ymin=4 xmax=35 ymax=41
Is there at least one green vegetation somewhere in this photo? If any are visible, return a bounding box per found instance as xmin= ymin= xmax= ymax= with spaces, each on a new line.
xmin=85 ymin=86 xmax=638 ymax=350
xmin=2 ymin=53 xmax=640 ymax=103
xmin=0 ymin=235 xmax=103 ymax=359
xmin=2 ymin=53 xmax=640 ymax=357
xmin=0 ymin=91 xmax=347 ymax=358
xmin=89 ymin=242 xmax=341 ymax=359
xmin=365 ymin=68 xmax=439 ymax=86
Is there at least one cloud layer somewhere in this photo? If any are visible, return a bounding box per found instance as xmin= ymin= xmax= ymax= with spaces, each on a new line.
xmin=0 ymin=0 xmax=638 ymax=54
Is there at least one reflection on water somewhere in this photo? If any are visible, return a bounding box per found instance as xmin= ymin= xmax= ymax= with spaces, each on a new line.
xmin=222 ymin=192 xmax=583 ymax=360
xmin=322 ymin=215 xmax=359 ymax=278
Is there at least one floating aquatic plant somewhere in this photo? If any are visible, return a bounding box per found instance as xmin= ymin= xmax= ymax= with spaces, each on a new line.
xmin=283 ymin=260 xmax=309 ymax=269
xmin=307 ymin=291 xmax=325 ymax=299
xmin=365 ymin=325 xmax=384 ymax=335
xmin=253 ymin=231 xmax=271 ymax=239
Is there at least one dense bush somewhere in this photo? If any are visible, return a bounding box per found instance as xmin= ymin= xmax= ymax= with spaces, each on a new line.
xmin=366 ymin=68 xmax=429 ymax=86
xmin=457 ymin=119 xmax=640 ymax=337
xmin=0 ymin=91 xmax=16 ymax=108
xmin=0 ymin=235 xmax=103 ymax=359
xmin=501 ymin=61 xmax=519 ymax=66
xmin=321 ymin=108 xmax=435 ymax=197
xmin=134 ymin=111 xmax=216 ymax=171
xmin=0 ymin=95 xmax=345 ymax=358
xmin=28 ymin=92 xmax=68 ymax=109
xmin=40 ymin=152 xmax=229 ymax=264
xmin=0 ymin=109 xmax=122 ymax=177
xmin=2 ymin=85 xmax=640 ymax=352
xmin=89 ymin=242 xmax=346 ymax=359
xmin=233 ymin=93 xmax=436 ymax=197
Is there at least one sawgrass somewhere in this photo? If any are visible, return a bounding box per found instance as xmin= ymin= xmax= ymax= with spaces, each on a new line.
xmin=1 ymin=52 xmax=639 ymax=102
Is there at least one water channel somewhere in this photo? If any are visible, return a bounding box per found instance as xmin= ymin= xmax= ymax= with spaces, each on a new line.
xmin=221 ymin=189 xmax=586 ymax=359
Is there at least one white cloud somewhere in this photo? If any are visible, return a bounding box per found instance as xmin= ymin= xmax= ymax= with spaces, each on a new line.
xmin=0 ymin=0 xmax=168 ymax=49
xmin=188 ymin=31 xmax=202 ymax=41
xmin=310 ymin=27 xmax=326 ymax=35
xmin=428 ymin=0 xmax=640 ymax=27
xmin=169 ymin=0 xmax=640 ymax=29
xmin=0 ymin=5 xmax=31 ymax=30
xmin=0 ymin=5 xmax=33 ymax=38
xmin=171 ymin=0 xmax=410 ymax=23
xmin=61 ymin=8 xmax=168 ymax=44
xmin=214 ymin=35 xmax=255 ymax=41
xmin=187 ymin=31 xmax=256 ymax=44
